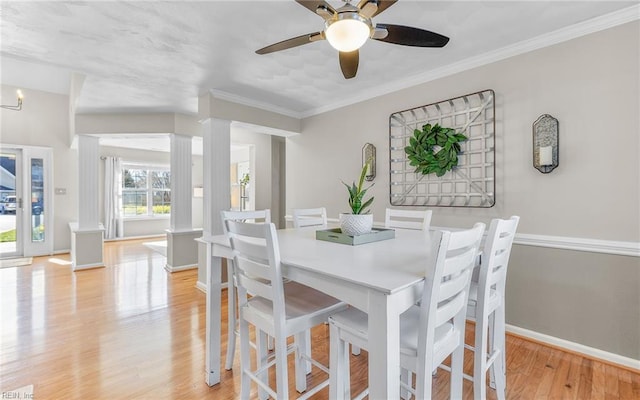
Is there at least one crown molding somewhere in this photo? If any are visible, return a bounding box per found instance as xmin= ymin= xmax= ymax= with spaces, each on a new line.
xmin=207 ymin=5 xmax=639 ymax=120
xmin=208 ymin=89 xmax=303 ymax=119
xmin=300 ymin=4 xmax=640 ymax=118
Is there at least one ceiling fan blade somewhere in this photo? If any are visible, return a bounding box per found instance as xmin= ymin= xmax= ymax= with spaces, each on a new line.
xmin=295 ymin=0 xmax=336 ymax=17
xmin=256 ymin=32 xmax=323 ymax=55
xmin=373 ymin=24 xmax=449 ymax=47
xmin=339 ymin=50 xmax=359 ymax=79
xmin=357 ymin=0 xmax=397 ymax=18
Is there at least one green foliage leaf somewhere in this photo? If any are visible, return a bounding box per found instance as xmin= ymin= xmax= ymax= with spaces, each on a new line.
xmin=342 ymin=160 xmax=374 ymax=214
xmin=403 ymin=123 xmax=468 ymax=178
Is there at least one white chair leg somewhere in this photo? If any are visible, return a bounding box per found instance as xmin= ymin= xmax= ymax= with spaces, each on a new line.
xmin=488 ymin=311 xmax=497 ymax=389
xmin=450 ymin=342 xmax=465 ymax=400
xmin=274 ymin=333 xmax=290 ymax=400
xmin=474 ymin=315 xmax=490 ymax=400
xmin=224 ymin=262 xmax=236 ymax=370
xmin=415 ymin=361 xmax=432 ymax=399
xmin=295 ymin=331 xmax=309 ymax=393
xmin=305 ymin=330 xmax=312 ymax=374
xmin=257 ymin=330 xmax=269 ymax=400
xmin=496 ymin=304 xmax=507 ymax=377
xmin=239 ymin=317 xmax=251 ymax=400
xmin=351 ymin=345 xmax=361 ymax=356
xmin=494 ymin=306 xmax=507 ymax=400
xmin=493 ymin=349 xmax=507 ymax=400
xmin=329 ymin=323 xmax=351 ymax=400
xmin=400 ymin=368 xmax=412 ymax=400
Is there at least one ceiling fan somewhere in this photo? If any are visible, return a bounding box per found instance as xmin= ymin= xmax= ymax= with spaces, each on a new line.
xmin=256 ymin=0 xmax=449 ymax=79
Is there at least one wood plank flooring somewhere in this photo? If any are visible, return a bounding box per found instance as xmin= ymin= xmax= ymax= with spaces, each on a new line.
xmin=1 ymin=239 xmax=638 ymax=399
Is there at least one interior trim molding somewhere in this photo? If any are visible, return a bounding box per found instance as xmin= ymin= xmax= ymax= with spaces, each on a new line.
xmin=301 ymin=4 xmax=640 ymax=118
xmin=210 ymin=5 xmax=639 ymax=119
xmin=329 ymin=216 xmax=639 ymax=257
xmin=195 ymin=280 xmax=227 ymax=294
xmin=507 ymin=324 xmax=640 ymax=373
xmin=208 ymin=89 xmax=302 ymax=119
xmin=514 ymin=233 xmax=640 ymax=257
xmin=164 ymin=263 xmax=198 ymax=273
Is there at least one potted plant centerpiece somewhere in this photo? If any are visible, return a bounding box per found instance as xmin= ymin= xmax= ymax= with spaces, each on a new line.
xmin=340 ymin=161 xmax=374 ymax=236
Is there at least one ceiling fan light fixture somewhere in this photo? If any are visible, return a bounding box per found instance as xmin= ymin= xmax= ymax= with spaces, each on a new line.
xmin=325 ymin=16 xmax=371 ymax=52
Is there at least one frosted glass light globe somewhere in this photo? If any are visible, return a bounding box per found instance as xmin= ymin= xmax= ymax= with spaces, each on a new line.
xmin=325 ymin=19 xmax=370 ymax=52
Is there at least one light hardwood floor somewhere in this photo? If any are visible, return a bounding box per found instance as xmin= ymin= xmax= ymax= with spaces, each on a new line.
xmin=1 ymin=239 xmax=638 ymax=399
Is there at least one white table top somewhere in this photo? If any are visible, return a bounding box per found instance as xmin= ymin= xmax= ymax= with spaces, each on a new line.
xmin=206 ymin=226 xmax=434 ymax=295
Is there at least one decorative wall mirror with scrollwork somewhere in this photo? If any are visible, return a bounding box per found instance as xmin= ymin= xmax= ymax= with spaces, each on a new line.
xmin=389 ymin=89 xmax=496 ymax=208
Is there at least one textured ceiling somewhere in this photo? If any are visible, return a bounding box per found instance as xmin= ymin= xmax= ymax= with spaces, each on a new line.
xmin=1 ymin=1 xmax=637 ymax=118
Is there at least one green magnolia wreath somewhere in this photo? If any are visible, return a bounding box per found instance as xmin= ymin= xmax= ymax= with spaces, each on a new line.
xmin=404 ymin=123 xmax=467 ymax=177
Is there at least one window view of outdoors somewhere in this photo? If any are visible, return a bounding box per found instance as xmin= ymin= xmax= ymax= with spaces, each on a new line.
xmin=31 ymin=158 xmax=45 ymax=242
xmin=122 ymin=167 xmax=171 ymax=217
xmin=0 ymin=154 xmax=17 ymax=253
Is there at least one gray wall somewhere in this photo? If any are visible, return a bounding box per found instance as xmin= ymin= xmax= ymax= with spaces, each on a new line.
xmin=1 ymin=86 xmax=77 ymax=252
xmin=508 ymin=245 xmax=639 ymax=359
xmin=286 ymin=22 xmax=640 ymax=359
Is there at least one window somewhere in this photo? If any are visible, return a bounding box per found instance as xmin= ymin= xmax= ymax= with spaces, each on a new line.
xmin=122 ymin=165 xmax=170 ymax=217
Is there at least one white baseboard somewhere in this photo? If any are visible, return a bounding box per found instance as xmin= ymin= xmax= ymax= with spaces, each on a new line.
xmin=194 ymin=281 xmax=228 ymax=293
xmin=72 ymin=262 xmax=105 ymax=271
xmin=164 ymin=263 xmax=198 ymax=273
xmin=104 ymin=234 xmax=165 ymax=242
xmin=506 ymin=324 xmax=640 ymax=372
xmin=196 ymin=281 xmax=207 ymax=293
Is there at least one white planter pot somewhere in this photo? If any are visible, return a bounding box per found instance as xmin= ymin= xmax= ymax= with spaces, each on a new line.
xmin=339 ymin=213 xmax=373 ymax=236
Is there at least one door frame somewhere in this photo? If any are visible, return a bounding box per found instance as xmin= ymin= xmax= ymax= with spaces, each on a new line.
xmin=0 ymin=148 xmax=23 ymax=257
xmin=0 ymin=144 xmax=54 ymax=257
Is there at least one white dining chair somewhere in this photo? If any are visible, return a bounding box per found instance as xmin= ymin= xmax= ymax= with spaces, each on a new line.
xmin=328 ymin=223 xmax=485 ymax=399
xmin=385 ymin=208 xmax=432 ymax=231
xmin=220 ymin=209 xmax=271 ymax=370
xmin=463 ymin=216 xmax=519 ymax=400
xmin=226 ymin=220 xmax=348 ymax=400
xmin=292 ymin=207 xmax=327 ymax=228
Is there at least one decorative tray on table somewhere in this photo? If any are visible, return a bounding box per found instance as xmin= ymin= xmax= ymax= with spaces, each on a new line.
xmin=315 ymin=228 xmax=395 ymax=246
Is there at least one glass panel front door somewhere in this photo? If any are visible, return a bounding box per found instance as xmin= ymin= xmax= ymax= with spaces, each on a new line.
xmin=30 ymin=158 xmax=45 ymax=243
xmin=0 ymin=149 xmax=22 ymax=258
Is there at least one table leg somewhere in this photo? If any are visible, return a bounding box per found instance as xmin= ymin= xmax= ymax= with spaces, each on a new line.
xmin=205 ymin=247 xmax=222 ymax=386
xmin=367 ymin=291 xmax=401 ymax=399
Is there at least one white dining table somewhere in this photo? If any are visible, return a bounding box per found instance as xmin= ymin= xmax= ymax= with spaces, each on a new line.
xmin=202 ymin=226 xmax=436 ymax=399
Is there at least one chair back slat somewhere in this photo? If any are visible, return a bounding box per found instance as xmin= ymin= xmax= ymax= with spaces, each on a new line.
xmin=292 ymin=207 xmax=327 ymax=228
xmin=221 ymin=209 xmax=271 ymax=234
xmin=479 ymin=216 xmax=519 ymax=300
xmin=442 ymin=248 xmax=478 ymax=278
xmin=237 ymin=273 xmax=273 ymax=300
xmin=225 ymin=219 xmax=286 ymax=317
xmin=418 ymin=222 xmax=485 ymax=346
xmin=385 ymin=208 xmax=432 ymax=231
xmin=438 ymin=267 xmax=472 ymax=304
xmin=435 ymin=288 xmax=468 ymax=327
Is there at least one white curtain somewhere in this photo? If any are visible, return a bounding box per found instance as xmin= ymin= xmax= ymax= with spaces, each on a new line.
xmin=104 ymin=156 xmax=124 ymax=239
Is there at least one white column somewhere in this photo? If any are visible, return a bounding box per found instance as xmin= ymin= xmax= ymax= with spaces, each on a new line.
xmin=201 ymin=117 xmax=230 ymax=386
xmin=70 ymin=135 xmax=104 ymax=271
xmin=78 ymin=135 xmax=100 ymax=229
xmin=165 ymin=134 xmax=200 ymax=273
xmin=202 ymin=118 xmax=231 ymax=237
xmin=169 ymin=134 xmax=192 ymax=232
